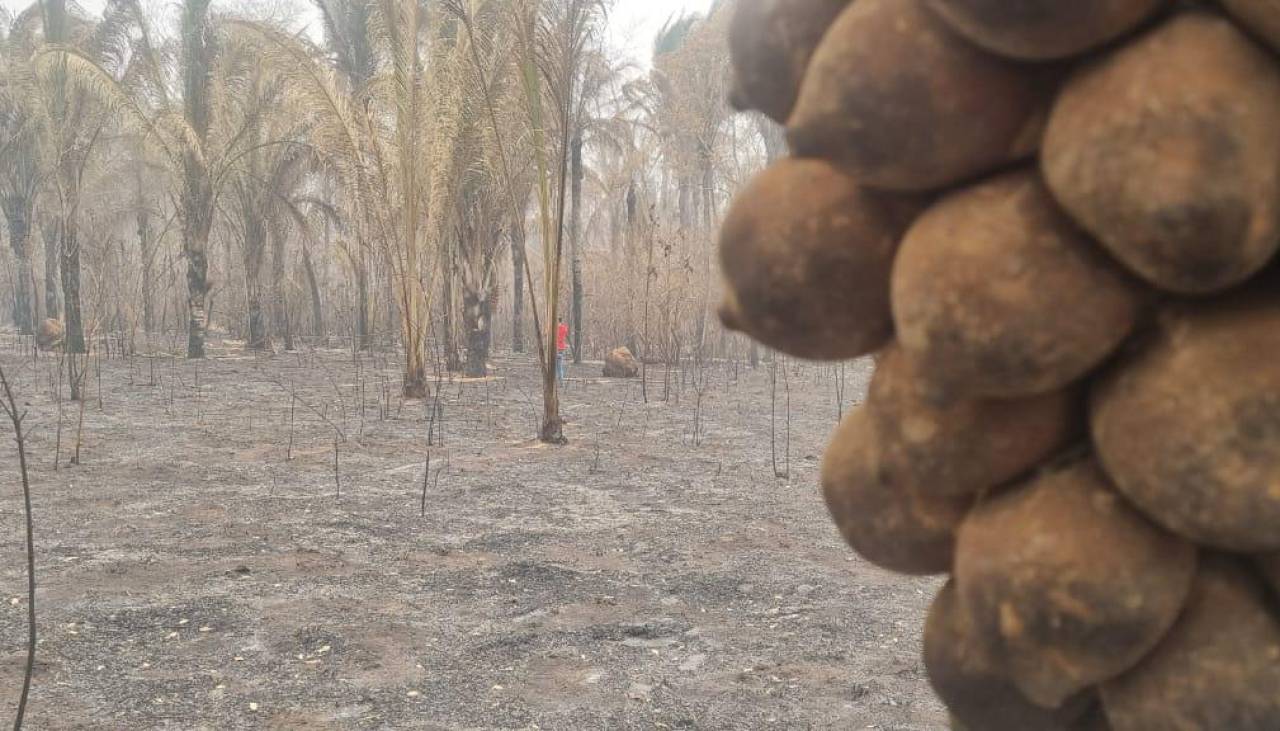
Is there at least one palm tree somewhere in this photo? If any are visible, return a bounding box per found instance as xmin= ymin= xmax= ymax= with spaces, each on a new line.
xmin=312 ymin=0 xmax=376 ymax=351
xmin=438 ymin=0 xmax=528 ymax=378
xmin=176 ymin=0 xmax=216 ymax=358
xmin=38 ymin=0 xmax=144 ymax=355
xmin=239 ymin=0 xmax=459 ymax=396
xmin=515 ymin=0 xmax=609 ymax=442
xmin=0 ymin=4 xmax=44 ymax=336
xmin=366 ymin=0 xmax=447 ymax=396
xmin=219 ymin=49 xmax=313 ymax=351
xmin=507 ymin=175 xmax=533 ymax=354
xmin=43 ymin=0 xmax=325 ymax=359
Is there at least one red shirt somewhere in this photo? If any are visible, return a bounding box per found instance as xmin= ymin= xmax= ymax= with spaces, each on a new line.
xmin=556 ymin=322 xmax=569 ymax=352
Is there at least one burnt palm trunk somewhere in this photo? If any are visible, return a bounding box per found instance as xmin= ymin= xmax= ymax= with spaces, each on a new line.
xmin=569 ymin=133 xmax=584 ymax=364
xmin=137 ymin=211 xmax=154 ymax=332
xmin=271 ymin=224 xmax=292 ymax=350
xmin=462 ymin=286 xmax=490 ymax=378
xmin=3 ymin=205 xmax=34 ymax=335
xmin=441 ymin=246 xmax=460 ymax=373
xmin=303 ymin=243 xmax=324 ymax=337
xmin=384 ymin=259 xmax=397 ymax=349
xmin=13 ymin=257 xmax=33 ymax=335
xmin=60 ymin=226 xmax=85 ymax=353
xmin=57 ymin=169 xmax=86 ymax=354
xmin=355 ymin=252 xmax=370 ymax=350
xmin=42 ymin=220 xmax=60 ymax=322
xmin=244 ymin=223 xmax=267 ymax=350
xmin=184 ymin=214 xmax=211 ymax=359
xmin=510 ymin=225 xmax=526 ymax=353
xmin=246 ymin=288 xmax=266 ymax=349
xmin=181 ymin=0 xmax=214 ymax=359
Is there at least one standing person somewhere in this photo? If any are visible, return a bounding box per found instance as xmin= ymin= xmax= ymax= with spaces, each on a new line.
xmin=556 ymin=317 xmax=569 ymax=383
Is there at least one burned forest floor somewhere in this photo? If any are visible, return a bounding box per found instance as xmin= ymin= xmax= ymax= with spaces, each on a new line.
xmin=0 ymin=336 xmax=946 ymax=730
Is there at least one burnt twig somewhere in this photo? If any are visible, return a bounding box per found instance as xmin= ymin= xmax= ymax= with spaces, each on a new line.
xmin=0 ymin=365 xmax=38 ymax=730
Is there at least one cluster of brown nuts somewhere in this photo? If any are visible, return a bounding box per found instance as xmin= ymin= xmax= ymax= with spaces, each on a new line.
xmin=718 ymin=1 xmax=1280 ymax=728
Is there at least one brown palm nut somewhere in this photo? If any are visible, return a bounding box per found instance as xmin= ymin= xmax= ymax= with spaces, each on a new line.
xmin=927 ymin=0 xmax=1166 ymax=60
xmin=866 ymin=343 xmax=1080 ymax=497
xmin=718 ymin=158 xmax=920 ymax=360
xmin=788 ymin=0 xmax=1048 ymax=191
xmin=926 ymin=582 xmax=1103 ymax=730
xmin=891 ymin=170 xmax=1141 ymax=398
xmin=1043 ymin=12 xmax=1280 ymax=294
xmin=1092 ymin=291 xmax=1280 ymax=552
xmin=820 ymin=407 xmax=973 ymax=575
xmin=727 ymin=0 xmax=852 ymax=123
xmin=954 ymin=459 xmax=1197 ymax=708
xmin=1101 ymin=558 xmax=1280 ymax=731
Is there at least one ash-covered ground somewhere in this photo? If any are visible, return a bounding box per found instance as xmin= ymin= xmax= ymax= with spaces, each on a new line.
xmin=0 ymin=339 xmax=944 ymax=730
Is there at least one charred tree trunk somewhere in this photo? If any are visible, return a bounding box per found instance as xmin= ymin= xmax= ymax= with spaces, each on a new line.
xmin=246 ymin=289 xmax=266 ymax=350
xmin=60 ymin=226 xmax=85 ymax=354
xmin=271 ymin=224 xmax=292 ymax=351
xmin=462 ymin=285 xmax=490 ymax=378
xmin=42 ymin=221 xmax=60 ymax=323
xmin=385 ymin=260 xmax=397 ymax=350
xmin=244 ymin=217 xmax=268 ymax=350
xmin=185 ymin=225 xmax=210 ymax=359
xmin=181 ymin=0 xmax=214 ymax=360
xmin=137 ymin=210 xmax=154 ymax=333
xmin=303 ymin=244 xmax=324 ymax=337
xmin=442 ymin=242 xmax=461 ymax=373
xmin=569 ymin=133 xmax=585 ymax=364
xmin=355 ymin=253 xmax=370 ymax=350
xmin=13 ymin=257 xmax=33 ymax=336
xmin=240 ymin=209 xmax=265 ymax=350
xmin=510 ymin=226 xmax=526 ymax=354
xmin=282 ymin=303 xmax=294 ymax=351
xmin=3 ymin=203 xmax=34 ymax=335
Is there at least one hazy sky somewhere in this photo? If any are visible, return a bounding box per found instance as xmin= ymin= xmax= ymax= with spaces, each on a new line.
xmin=608 ymin=0 xmax=716 ymax=66
xmin=1 ymin=0 xmax=717 ymax=66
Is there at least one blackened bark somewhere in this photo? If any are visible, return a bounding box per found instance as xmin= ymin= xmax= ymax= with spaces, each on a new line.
xmin=42 ymin=220 xmax=60 ymax=322
xmin=137 ymin=211 xmax=154 ymax=332
xmin=355 ymin=253 xmax=370 ymax=350
xmin=270 ymin=224 xmax=291 ymax=350
xmin=569 ymin=133 xmax=584 ymax=364
xmin=244 ymin=219 xmax=268 ymax=350
xmin=182 ymin=0 xmax=214 ymax=359
xmin=60 ymin=227 xmax=85 ymax=354
xmin=303 ymin=244 xmax=324 ymax=337
xmin=3 ymin=206 xmax=34 ymax=335
xmin=441 ymin=245 xmax=460 ymax=373
xmin=462 ymin=287 xmax=490 ymax=378
xmin=246 ymin=292 xmax=266 ymax=350
xmin=510 ymin=226 xmax=526 ymax=353
xmin=186 ymin=242 xmax=209 ymax=359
